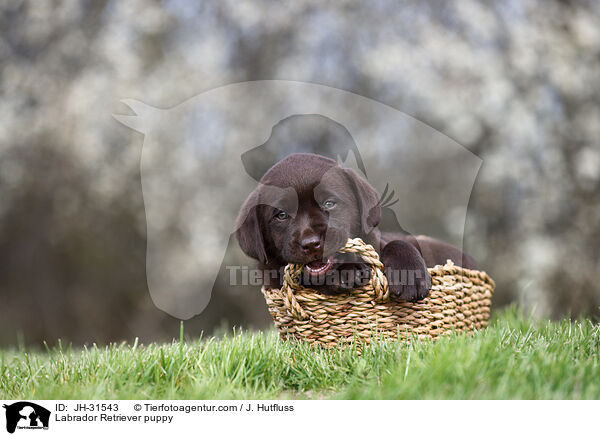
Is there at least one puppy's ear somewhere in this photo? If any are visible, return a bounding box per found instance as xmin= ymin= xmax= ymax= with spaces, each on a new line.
xmin=344 ymin=168 xmax=382 ymax=235
xmin=235 ymin=189 xmax=268 ymax=264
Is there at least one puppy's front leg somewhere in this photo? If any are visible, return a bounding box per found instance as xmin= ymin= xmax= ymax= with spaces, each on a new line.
xmin=381 ymin=240 xmax=432 ymax=301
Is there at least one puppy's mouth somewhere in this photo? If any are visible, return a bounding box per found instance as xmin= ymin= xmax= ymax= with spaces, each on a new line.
xmin=304 ymin=258 xmax=334 ymax=278
xmin=299 ymin=252 xmax=371 ymax=294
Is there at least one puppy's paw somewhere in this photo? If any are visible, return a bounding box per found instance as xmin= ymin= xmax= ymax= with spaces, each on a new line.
xmin=381 ymin=239 xmax=432 ymax=302
xmin=387 ymin=267 xmax=432 ymax=302
xmin=339 ymin=264 xmax=371 ymax=290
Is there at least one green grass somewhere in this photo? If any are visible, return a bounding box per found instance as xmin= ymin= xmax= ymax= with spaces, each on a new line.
xmin=1 ymin=308 xmax=599 ymax=399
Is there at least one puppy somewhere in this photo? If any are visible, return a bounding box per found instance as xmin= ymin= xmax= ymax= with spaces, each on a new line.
xmin=235 ymin=153 xmax=477 ymax=301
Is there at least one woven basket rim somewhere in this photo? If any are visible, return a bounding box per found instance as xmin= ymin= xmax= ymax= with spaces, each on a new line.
xmin=273 ymin=238 xmax=494 ymax=314
xmin=265 ymin=260 xmax=496 ymax=294
xmin=261 ymin=238 xmax=495 ymax=347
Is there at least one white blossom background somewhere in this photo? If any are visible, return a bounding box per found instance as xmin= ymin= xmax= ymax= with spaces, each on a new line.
xmin=1 ymin=0 xmax=599 ymax=345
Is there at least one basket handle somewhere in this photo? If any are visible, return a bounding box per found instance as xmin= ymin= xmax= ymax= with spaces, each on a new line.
xmin=281 ymin=238 xmax=390 ymax=321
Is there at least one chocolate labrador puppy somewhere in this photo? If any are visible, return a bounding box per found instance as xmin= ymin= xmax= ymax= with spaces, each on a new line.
xmin=235 ymin=153 xmax=477 ymax=301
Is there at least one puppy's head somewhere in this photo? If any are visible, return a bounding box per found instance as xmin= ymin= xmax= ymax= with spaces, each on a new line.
xmin=235 ymin=153 xmax=381 ymax=286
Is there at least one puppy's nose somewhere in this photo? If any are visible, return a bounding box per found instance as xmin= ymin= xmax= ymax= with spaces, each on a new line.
xmin=300 ymin=236 xmax=322 ymax=254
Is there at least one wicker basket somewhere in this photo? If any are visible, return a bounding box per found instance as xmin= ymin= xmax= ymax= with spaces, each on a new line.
xmin=261 ymin=238 xmax=495 ymax=348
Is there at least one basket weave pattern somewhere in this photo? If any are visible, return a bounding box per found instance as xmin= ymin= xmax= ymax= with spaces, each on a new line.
xmin=261 ymin=238 xmax=495 ymax=348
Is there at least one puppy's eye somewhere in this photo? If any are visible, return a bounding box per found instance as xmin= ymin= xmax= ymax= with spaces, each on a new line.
xmin=322 ymin=199 xmax=336 ymax=209
xmin=275 ymin=211 xmax=290 ymax=220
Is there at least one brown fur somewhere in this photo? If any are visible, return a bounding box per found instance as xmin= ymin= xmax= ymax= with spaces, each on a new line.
xmin=236 ymin=153 xmax=477 ymax=301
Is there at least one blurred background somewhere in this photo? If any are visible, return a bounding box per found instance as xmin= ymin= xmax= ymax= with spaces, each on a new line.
xmin=1 ymin=0 xmax=599 ymax=346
